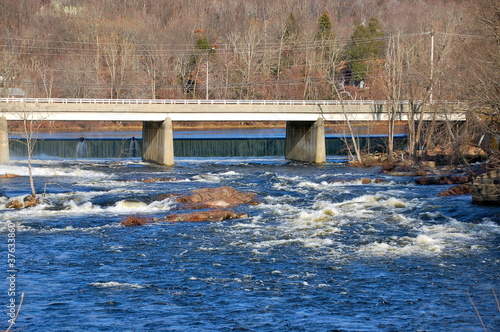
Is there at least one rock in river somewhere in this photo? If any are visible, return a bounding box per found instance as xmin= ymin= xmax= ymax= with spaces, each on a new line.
xmin=165 ymin=209 xmax=249 ymax=223
xmin=121 ymin=186 xmax=259 ymax=226
xmin=176 ymin=186 xmax=260 ymax=209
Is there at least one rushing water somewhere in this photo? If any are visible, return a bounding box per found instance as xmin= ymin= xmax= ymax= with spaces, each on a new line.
xmin=0 ymin=152 xmax=499 ymax=330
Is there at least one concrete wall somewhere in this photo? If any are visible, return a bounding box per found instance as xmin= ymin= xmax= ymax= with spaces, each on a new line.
xmin=285 ymin=118 xmax=326 ymax=163
xmin=142 ymin=118 xmax=174 ymax=166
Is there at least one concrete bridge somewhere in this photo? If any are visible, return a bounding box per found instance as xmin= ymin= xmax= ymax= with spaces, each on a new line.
xmin=0 ymin=98 xmax=467 ymax=165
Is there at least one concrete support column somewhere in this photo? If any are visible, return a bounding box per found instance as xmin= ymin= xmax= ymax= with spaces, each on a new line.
xmin=0 ymin=117 xmax=9 ymax=164
xmin=285 ymin=117 xmax=326 ymax=163
xmin=142 ymin=118 xmax=174 ymax=166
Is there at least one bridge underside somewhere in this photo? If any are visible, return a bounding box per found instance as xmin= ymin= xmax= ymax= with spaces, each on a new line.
xmin=141 ymin=118 xmax=326 ymax=165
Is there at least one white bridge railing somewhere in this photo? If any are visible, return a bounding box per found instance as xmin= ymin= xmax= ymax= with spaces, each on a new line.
xmin=0 ymin=98 xmax=460 ymax=106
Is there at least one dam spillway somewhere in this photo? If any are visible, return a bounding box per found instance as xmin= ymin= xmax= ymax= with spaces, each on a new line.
xmin=7 ymin=135 xmax=407 ymax=159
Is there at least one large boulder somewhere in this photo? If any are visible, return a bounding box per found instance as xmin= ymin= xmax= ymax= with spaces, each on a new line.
xmin=165 ymin=209 xmax=248 ymax=223
xmin=472 ymin=170 xmax=500 ymax=205
xmin=176 ymin=186 xmax=260 ymax=209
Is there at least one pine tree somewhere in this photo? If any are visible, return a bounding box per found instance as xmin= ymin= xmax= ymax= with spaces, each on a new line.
xmin=347 ymin=17 xmax=385 ymax=84
xmin=316 ymin=11 xmax=334 ymax=42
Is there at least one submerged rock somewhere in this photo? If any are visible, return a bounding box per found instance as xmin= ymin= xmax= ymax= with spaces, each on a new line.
xmin=121 ymin=216 xmax=155 ymax=226
xmin=165 ymin=209 xmax=248 ymax=223
xmin=329 ymin=178 xmax=387 ymax=185
xmin=114 ymin=199 xmax=148 ymax=209
xmin=141 ymin=178 xmax=177 ymax=183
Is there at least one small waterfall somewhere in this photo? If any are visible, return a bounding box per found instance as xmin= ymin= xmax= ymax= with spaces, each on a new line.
xmin=129 ymin=137 xmax=140 ymax=157
xmin=8 ymin=136 xmax=408 ymax=158
xmin=77 ymin=137 xmax=88 ymax=158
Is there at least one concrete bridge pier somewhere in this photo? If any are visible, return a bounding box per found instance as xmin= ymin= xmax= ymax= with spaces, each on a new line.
xmin=0 ymin=116 xmax=9 ymax=164
xmin=142 ymin=118 xmax=174 ymax=166
xmin=285 ymin=118 xmax=326 ymax=163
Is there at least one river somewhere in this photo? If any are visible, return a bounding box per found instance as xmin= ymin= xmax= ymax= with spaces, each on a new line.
xmin=0 ymin=130 xmax=499 ymax=331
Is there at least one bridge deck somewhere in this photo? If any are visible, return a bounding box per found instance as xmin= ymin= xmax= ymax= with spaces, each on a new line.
xmin=0 ymin=98 xmax=466 ymax=122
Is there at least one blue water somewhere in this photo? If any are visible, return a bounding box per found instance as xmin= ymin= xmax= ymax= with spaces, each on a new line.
xmin=0 ymin=156 xmax=499 ymax=331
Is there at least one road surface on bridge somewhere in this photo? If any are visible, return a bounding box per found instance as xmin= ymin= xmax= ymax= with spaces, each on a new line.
xmin=0 ymin=98 xmax=466 ymax=122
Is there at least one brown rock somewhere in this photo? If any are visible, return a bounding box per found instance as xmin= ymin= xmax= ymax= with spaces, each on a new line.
xmin=23 ymin=195 xmax=41 ymax=208
xmin=420 ymin=161 xmax=436 ymax=168
xmin=382 ymin=162 xmax=396 ymax=172
xmin=0 ymin=174 xmax=21 ymax=179
xmin=177 ymin=186 xmax=260 ymax=209
xmin=415 ymin=175 xmax=471 ymax=185
xmin=438 ymin=184 xmax=473 ymax=196
xmin=5 ymin=195 xmax=41 ymax=209
xmin=5 ymin=200 xmax=23 ymax=209
xmin=121 ymin=216 xmax=154 ymax=226
xmin=165 ymin=209 xmax=249 ymax=223
xmin=361 ymin=178 xmax=372 ymax=184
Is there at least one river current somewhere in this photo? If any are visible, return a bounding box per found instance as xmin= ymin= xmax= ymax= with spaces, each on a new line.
xmin=0 ymin=153 xmax=499 ymax=330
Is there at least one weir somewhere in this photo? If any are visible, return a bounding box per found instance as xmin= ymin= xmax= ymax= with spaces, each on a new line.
xmin=8 ymin=136 xmax=408 ymax=159
xmin=0 ymin=117 xmax=8 ymax=164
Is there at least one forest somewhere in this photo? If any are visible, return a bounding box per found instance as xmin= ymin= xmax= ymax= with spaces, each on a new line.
xmin=0 ymin=0 xmax=498 ymax=164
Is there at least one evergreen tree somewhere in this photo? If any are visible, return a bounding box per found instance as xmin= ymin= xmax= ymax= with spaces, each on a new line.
xmin=347 ymin=17 xmax=385 ymax=84
xmin=316 ymin=11 xmax=334 ymax=42
xmin=283 ymin=13 xmax=299 ymax=43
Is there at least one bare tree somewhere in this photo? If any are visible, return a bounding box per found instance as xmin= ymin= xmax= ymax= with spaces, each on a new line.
xmin=468 ymin=0 xmax=500 ymax=150
xmin=5 ymin=103 xmax=45 ymax=203
xmin=229 ymin=24 xmax=265 ymax=99
xmin=383 ymin=32 xmax=405 ymax=162
xmin=100 ymin=33 xmax=137 ymax=99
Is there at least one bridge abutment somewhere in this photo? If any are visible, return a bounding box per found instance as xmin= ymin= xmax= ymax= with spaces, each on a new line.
xmin=0 ymin=117 xmax=9 ymax=164
xmin=285 ymin=118 xmax=326 ymax=163
xmin=142 ymin=118 xmax=174 ymax=166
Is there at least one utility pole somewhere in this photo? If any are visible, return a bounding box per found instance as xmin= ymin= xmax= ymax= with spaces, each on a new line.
xmin=206 ymin=47 xmax=215 ymax=100
xmin=429 ymin=31 xmax=435 ymax=103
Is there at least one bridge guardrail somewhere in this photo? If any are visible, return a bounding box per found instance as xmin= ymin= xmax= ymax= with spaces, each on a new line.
xmin=0 ymin=98 xmax=462 ymax=106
